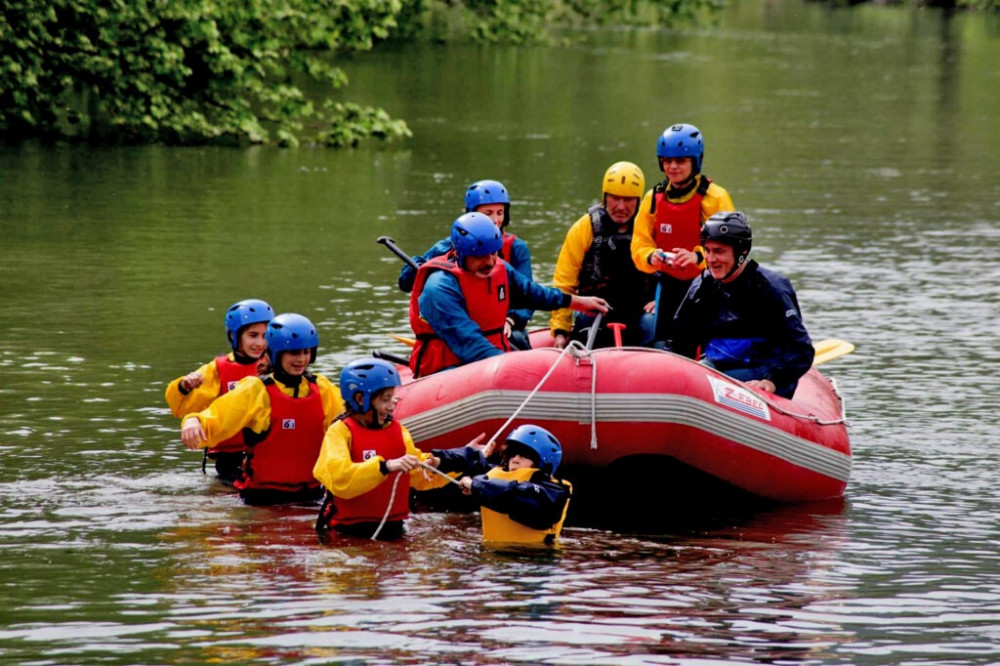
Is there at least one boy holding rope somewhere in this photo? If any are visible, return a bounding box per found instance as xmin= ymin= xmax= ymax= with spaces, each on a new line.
xmin=432 ymin=425 xmax=572 ymax=546
xmin=313 ymin=358 xmax=446 ymax=540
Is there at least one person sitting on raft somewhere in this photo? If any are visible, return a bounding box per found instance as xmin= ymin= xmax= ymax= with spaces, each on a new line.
xmin=398 ymin=179 xmax=535 ymax=350
xmin=409 ymin=212 xmax=609 ymax=378
xmin=551 ymin=161 xmax=656 ymax=349
xmin=431 ymin=425 xmax=572 ymax=546
xmin=165 ymin=298 xmax=274 ymax=484
xmin=663 ymin=211 xmax=814 ymax=399
xmin=180 ymin=313 xmax=345 ymax=505
xmin=630 ymin=123 xmax=735 ymax=346
xmin=313 ymin=358 xmax=446 ymax=540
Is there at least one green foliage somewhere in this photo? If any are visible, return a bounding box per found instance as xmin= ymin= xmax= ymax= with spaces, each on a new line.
xmin=1 ymin=0 xmax=414 ymax=146
xmin=1 ymin=0 xmax=726 ymax=147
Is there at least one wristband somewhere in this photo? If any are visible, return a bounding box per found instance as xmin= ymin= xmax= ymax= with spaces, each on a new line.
xmin=379 ymin=459 xmax=389 ymax=475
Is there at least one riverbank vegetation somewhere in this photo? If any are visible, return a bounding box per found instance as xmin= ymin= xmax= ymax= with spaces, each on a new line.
xmin=2 ymin=0 xmax=990 ymax=147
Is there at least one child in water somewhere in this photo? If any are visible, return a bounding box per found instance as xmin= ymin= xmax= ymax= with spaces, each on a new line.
xmin=432 ymin=425 xmax=572 ymax=546
xmin=180 ymin=313 xmax=344 ymax=505
xmin=165 ymin=298 xmax=274 ymax=483
xmin=313 ymin=358 xmax=445 ymax=540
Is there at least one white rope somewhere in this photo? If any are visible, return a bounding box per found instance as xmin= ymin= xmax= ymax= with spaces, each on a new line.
xmin=370 ymin=471 xmax=403 ymax=541
xmin=484 ymin=340 xmax=591 ymax=455
xmin=417 ymin=461 xmax=463 ymax=486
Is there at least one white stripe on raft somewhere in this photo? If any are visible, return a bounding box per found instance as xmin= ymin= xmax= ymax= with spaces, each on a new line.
xmin=399 ymin=390 xmax=852 ymax=483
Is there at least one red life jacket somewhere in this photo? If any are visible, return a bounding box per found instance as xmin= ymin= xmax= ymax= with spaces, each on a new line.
xmin=328 ymin=418 xmax=410 ymax=526
xmin=500 ymin=232 xmax=517 ymax=264
xmin=650 ymin=177 xmax=712 ymax=281
xmin=408 ymin=252 xmax=510 ymax=378
xmin=238 ymin=377 xmax=325 ymax=493
xmin=209 ymin=354 xmax=259 ymax=454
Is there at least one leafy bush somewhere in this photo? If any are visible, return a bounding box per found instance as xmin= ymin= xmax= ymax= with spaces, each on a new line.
xmin=1 ymin=0 xmax=414 ymax=146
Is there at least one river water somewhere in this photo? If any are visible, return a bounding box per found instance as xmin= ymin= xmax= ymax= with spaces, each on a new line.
xmin=1 ymin=0 xmax=999 ymax=663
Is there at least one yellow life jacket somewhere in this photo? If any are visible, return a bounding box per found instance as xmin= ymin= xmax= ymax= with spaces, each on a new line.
xmin=479 ymin=467 xmax=572 ymax=546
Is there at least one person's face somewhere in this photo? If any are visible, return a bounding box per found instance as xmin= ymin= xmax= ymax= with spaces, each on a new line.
xmin=369 ymin=387 xmax=398 ymax=423
xmin=238 ymin=322 xmax=268 ymax=359
xmin=704 ymin=240 xmax=738 ymax=281
xmin=660 ymin=157 xmax=694 ymax=187
xmin=604 ymin=193 xmax=639 ymax=224
xmin=463 ymin=252 xmax=498 ymax=278
xmin=279 ymin=348 xmax=312 ymax=376
xmin=507 ymin=452 xmax=537 ymax=471
xmin=476 ymin=203 xmax=506 ymax=228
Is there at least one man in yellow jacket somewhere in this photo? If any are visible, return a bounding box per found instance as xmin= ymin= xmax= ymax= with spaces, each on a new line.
xmin=630 ymin=123 xmax=735 ymax=346
xmin=551 ymin=162 xmax=655 ymax=348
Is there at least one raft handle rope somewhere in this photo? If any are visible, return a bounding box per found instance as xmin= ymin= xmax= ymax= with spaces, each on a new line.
xmin=482 ymin=335 xmax=602 ymax=457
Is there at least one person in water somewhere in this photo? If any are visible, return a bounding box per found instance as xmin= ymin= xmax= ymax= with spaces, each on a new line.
xmin=313 ymin=358 xmax=445 ymax=540
xmin=398 ymin=180 xmax=535 ymax=350
xmin=630 ymin=123 xmax=735 ymax=345
xmin=551 ymin=161 xmax=656 ymax=348
xmin=165 ymin=298 xmax=274 ymax=483
xmin=432 ymin=424 xmax=572 ymax=546
xmin=180 ymin=313 xmax=345 ymax=505
xmin=664 ymin=212 xmax=814 ymax=398
xmin=408 ymin=212 xmax=609 ymax=378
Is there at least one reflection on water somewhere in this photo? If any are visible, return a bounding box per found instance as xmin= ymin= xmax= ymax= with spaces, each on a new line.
xmin=2 ymin=0 xmax=1000 ymax=662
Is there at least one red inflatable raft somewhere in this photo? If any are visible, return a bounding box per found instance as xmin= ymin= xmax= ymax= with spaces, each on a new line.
xmin=394 ymin=340 xmax=851 ymax=503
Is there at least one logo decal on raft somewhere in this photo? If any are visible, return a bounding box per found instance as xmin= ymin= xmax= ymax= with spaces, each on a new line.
xmin=707 ymin=375 xmax=771 ymax=421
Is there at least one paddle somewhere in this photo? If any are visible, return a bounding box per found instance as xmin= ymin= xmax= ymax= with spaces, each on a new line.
xmin=376 ymin=236 xmax=420 ymax=271
xmin=812 ymin=338 xmax=854 ymax=366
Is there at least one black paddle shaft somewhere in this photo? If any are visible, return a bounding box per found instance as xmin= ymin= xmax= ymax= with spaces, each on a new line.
xmin=376 ymin=236 xmax=420 ymax=270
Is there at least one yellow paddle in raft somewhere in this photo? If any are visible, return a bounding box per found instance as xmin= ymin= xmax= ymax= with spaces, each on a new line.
xmin=812 ymin=338 xmax=855 ymax=367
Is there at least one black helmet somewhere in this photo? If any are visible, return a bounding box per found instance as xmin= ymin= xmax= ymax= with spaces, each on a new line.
xmin=701 ymin=211 xmax=752 ymax=266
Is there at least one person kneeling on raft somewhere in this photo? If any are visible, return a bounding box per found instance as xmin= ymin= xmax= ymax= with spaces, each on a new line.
xmin=432 ymin=425 xmax=572 ymax=546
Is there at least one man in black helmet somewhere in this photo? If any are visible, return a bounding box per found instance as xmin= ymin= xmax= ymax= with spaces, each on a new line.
xmin=664 ymin=211 xmax=814 ymax=399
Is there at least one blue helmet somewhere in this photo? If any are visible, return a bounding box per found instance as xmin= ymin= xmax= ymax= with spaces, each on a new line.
xmin=265 ymin=313 xmax=319 ymax=366
xmin=656 ymin=123 xmax=704 ymax=175
xmin=464 ymin=180 xmax=511 ymax=228
xmin=504 ymin=424 xmax=563 ymax=474
xmin=225 ymin=299 xmax=274 ymax=351
xmin=451 ymin=212 xmax=503 ymax=261
xmin=340 ymin=359 xmax=401 ymax=414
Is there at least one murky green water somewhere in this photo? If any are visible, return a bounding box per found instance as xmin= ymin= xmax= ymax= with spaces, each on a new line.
xmin=2 ymin=0 xmax=999 ymax=663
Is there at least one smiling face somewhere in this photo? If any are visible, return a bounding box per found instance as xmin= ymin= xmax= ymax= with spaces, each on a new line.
xmin=703 ymin=240 xmax=741 ymax=282
xmin=370 ymin=387 xmax=398 ymax=423
xmin=660 ymin=157 xmax=694 ymax=187
xmin=237 ymin=322 xmax=268 ymax=360
xmin=279 ymin=348 xmax=312 ymax=376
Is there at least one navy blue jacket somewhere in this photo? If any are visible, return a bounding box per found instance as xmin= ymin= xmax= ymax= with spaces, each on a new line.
xmin=433 ymin=446 xmax=571 ymax=531
xmin=667 ymin=260 xmax=813 ymax=391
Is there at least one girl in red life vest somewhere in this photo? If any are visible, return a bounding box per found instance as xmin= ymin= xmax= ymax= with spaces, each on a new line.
xmin=313 ymin=359 xmax=446 ymax=540
xmin=180 ymin=314 xmax=345 ymax=506
xmin=165 ymin=298 xmax=274 ymax=483
xmin=629 ymin=124 xmax=735 ymax=345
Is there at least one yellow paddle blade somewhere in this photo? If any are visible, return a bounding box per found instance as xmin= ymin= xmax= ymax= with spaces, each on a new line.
xmin=389 ymin=334 xmax=416 ymax=348
xmin=813 ymin=338 xmax=855 ymax=366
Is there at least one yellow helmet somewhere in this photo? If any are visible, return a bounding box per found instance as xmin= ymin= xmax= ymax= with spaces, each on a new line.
xmin=602 ymin=161 xmax=645 ymax=199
